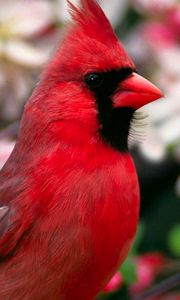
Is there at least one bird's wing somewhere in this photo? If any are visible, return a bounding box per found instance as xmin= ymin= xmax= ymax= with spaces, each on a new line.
xmin=0 ymin=203 xmax=34 ymax=258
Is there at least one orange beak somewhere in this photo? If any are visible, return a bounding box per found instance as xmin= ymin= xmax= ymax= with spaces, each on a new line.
xmin=113 ymin=73 xmax=164 ymax=109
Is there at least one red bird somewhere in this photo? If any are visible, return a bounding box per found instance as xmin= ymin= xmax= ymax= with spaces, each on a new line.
xmin=0 ymin=1 xmax=163 ymax=299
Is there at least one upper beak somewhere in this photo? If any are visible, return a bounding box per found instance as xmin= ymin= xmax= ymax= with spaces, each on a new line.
xmin=113 ymin=72 xmax=164 ymax=110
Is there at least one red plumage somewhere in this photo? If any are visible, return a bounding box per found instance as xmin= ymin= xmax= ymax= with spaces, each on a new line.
xmin=0 ymin=1 xmax=163 ymax=299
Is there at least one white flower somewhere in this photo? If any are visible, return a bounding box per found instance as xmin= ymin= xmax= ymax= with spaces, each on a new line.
xmin=0 ymin=140 xmax=15 ymax=170
xmin=0 ymin=0 xmax=54 ymax=39
xmin=0 ymin=0 xmax=55 ymax=121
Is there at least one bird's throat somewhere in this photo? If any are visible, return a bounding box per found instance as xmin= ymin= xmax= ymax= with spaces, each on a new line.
xmin=96 ymin=95 xmax=134 ymax=152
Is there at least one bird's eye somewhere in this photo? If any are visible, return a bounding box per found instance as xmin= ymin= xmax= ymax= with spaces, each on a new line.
xmin=85 ymin=73 xmax=103 ymax=89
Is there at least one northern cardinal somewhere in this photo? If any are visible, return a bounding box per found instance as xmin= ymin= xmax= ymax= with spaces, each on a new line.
xmin=0 ymin=0 xmax=163 ymax=299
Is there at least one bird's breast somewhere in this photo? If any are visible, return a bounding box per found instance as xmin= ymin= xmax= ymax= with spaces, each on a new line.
xmin=54 ymin=151 xmax=140 ymax=299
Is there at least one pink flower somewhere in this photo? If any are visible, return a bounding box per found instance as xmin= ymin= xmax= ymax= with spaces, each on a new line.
xmin=142 ymin=22 xmax=177 ymax=48
xmin=103 ymin=272 xmax=123 ymax=293
xmin=130 ymin=253 xmax=166 ymax=295
xmin=130 ymin=261 xmax=154 ymax=294
xmin=167 ymin=7 xmax=180 ymax=38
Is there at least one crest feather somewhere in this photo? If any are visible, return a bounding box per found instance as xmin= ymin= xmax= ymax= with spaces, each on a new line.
xmin=67 ymin=0 xmax=118 ymax=46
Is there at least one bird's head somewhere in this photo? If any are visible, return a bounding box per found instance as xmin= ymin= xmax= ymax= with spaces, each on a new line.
xmin=33 ymin=0 xmax=163 ymax=152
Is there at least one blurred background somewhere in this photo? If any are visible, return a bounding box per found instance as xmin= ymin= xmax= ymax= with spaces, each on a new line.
xmin=0 ymin=0 xmax=179 ymax=299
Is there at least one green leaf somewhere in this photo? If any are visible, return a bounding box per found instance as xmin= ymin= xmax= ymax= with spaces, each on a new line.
xmin=120 ymin=257 xmax=137 ymax=284
xmin=167 ymin=224 xmax=180 ymax=257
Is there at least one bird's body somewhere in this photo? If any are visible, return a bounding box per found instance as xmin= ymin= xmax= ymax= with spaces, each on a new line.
xmin=0 ymin=135 xmax=139 ymax=300
xmin=0 ymin=0 xmax=162 ymax=299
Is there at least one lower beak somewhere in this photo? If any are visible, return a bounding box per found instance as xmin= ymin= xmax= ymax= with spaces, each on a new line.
xmin=113 ymin=73 xmax=164 ymax=109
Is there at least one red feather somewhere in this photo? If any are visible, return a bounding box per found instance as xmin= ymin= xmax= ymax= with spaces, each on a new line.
xmin=67 ymin=0 xmax=118 ymax=45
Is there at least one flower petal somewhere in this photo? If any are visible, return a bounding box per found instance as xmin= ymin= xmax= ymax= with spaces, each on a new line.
xmin=4 ymin=40 xmax=49 ymax=67
xmin=0 ymin=0 xmax=54 ymax=38
xmin=0 ymin=140 xmax=15 ymax=170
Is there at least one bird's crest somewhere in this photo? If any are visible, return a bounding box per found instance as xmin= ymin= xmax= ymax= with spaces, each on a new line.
xmin=67 ymin=0 xmax=118 ymax=47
